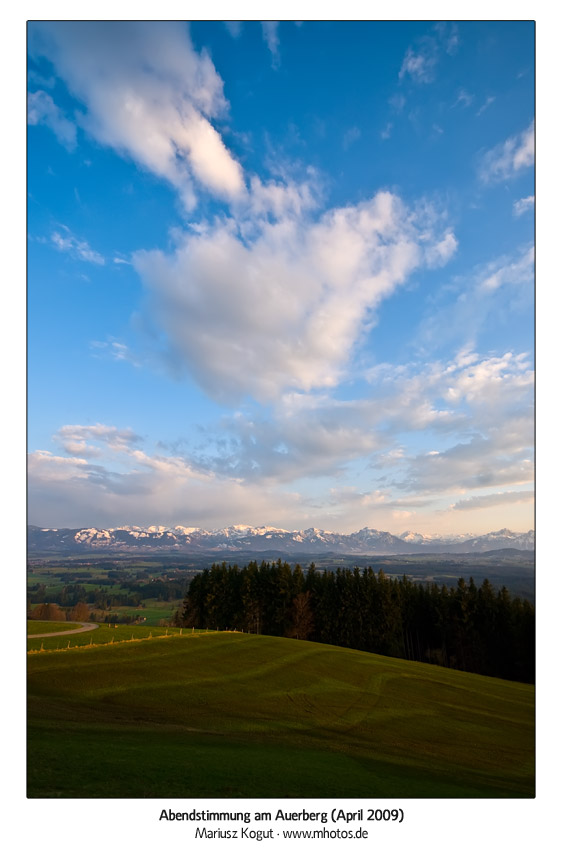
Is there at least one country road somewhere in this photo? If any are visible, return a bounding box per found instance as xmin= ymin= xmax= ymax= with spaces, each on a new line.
xmin=28 ymin=622 xmax=100 ymax=639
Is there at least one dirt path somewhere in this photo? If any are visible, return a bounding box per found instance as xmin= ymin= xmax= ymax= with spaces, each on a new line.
xmin=28 ymin=621 xmax=100 ymax=639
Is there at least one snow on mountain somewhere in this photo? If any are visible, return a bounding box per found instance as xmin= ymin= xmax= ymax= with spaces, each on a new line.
xmin=27 ymin=524 xmax=535 ymax=555
xmin=399 ymin=530 xmax=476 ymax=544
xmin=217 ymin=525 xmax=290 ymax=538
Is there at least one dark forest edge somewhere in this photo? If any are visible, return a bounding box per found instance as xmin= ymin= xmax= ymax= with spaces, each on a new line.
xmin=181 ymin=561 xmax=535 ymax=684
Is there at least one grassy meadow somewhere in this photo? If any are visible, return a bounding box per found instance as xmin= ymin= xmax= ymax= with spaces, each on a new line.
xmin=27 ymin=622 xmax=189 ymax=650
xmin=27 ymin=630 xmax=534 ymax=798
xmin=27 ymin=621 xmax=79 ymax=635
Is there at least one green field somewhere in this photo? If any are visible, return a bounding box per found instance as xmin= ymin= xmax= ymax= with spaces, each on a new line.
xmin=27 ymin=632 xmax=534 ymax=798
xmin=27 ymin=620 xmax=79 ymax=634
xmin=107 ymin=601 xmax=178 ymax=625
xmin=27 ymin=622 xmax=189 ymax=650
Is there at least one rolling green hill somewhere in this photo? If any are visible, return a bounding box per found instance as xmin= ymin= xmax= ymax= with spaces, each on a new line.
xmin=27 ymin=620 xmax=79 ymax=634
xmin=27 ymin=631 xmax=534 ymax=798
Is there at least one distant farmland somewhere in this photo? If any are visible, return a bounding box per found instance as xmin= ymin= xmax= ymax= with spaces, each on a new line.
xmin=27 ymin=630 xmax=534 ymax=798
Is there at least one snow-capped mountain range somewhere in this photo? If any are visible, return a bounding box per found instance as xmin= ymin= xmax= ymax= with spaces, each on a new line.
xmin=27 ymin=524 xmax=535 ymax=555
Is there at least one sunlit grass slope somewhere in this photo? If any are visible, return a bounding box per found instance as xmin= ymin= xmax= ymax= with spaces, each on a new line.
xmin=27 ymin=632 xmax=534 ymax=798
xmin=27 ymin=621 xmax=79 ymax=635
xmin=27 ymin=622 xmax=185 ymax=649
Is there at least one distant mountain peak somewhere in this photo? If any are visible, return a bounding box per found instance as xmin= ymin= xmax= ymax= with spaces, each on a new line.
xmin=28 ymin=524 xmax=534 ymax=556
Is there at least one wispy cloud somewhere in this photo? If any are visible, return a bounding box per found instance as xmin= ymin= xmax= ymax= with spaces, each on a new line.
xmin=53 ymin=423 xmax=143 ymax=457
xmin=399 ymin=46 xmax=438 ymax=84
xmin=261 ymin=21 xmax=280 ymax=68
xmin=451 ymin=489 xmax=534 ymax=511
xmin=478 ymin=120 xmax=534 ymax=183
xmin=513 ymin=195 xmax=535 ymax=217
xmin=91 ymin=340 xmax=140 ymax=366
xmin=479 ymin=246 xmax=534 ymax=292
xmin=401 ymin=436 xmax=533 ymax=496
xmin=50 ymin=226 xmax=104 ymax=264
xmin=27 ymin=89 xmax=76 ymax=150
xmin=433 ymin=21 xmax=459 ymax=55
xmin=399 ymin=23 xmax=459 ymax=84
xmin=342 ymin=126 xmax=361 ymax=150
xmin=452 ymin=89 xmax=473 ymax=108
xmin=476 ymin=96 xmax=495 ymax=116
xmin=417 ymin=245 xmax=534 ymax=352
xmin=380 ymin=122 xmax=393 ymax=140
xmin=224 ymin=21 xmax=242 ymax=38
xmin=388 ymin=94 xmax=406 ymax=113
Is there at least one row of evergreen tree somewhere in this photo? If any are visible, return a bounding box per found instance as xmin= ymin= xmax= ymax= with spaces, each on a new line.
xmin=181 ymin=560 xmax=534 ymax=683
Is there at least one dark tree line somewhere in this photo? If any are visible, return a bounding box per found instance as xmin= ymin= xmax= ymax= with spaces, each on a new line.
xmin=181 ymin=561 xmax=534 ymax=683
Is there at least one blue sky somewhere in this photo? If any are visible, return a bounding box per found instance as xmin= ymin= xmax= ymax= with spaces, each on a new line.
xmin=27 ymin=20 xmax=534 ymax=534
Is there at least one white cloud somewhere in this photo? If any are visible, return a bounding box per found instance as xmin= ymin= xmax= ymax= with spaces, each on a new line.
xmin=479 ymin=246 xmax=534 ymax=292
xmin=189 ymin=347 xmax=532 ymax=493
xmin=425 ymin=229 xmax=457 ymax=267
xmin=513 ymin=195 xmax=535 ymax=217
xmin=54 ymin=424 xmax=143 ymax=456
xmin=398 ymin=24 xmax=458 ymax=84
xmin=244 ymin=174 xmax=320 ymax=222
xmin=132 ymin=191 xmax=457 ymax=402
xmin=363 ymin=349 xmax=534 ymax=497
xmin=197 ymin=402 xmax=387 ymax=484
xmin=29 ymin=334 xmax=534 ymax=529
xmin=261 ymin=21 xmax=280 ymax=68
xmin=440 ymin=351 xmax=533 ymax=424
xmin=27 ymin=89 xmax=76 ymax=149
xmin=29 ymin=21 xmax=245 ymax=209
xmin=371 ymin=349 xmax=532 ymax=432
xmin=399 ymin=435 xmax=533 ymax=496
xmin=27 ymin=441 xmax=304 ymax=530
xmin=28 ymin=451 xmax=90 ymax=481
xmin=479 ymin=120 xmax=535 ymax=183
xmin=50 ymin=226 xmax=105 ymax=264
xmin=399 ymin=46 xmax=437 ymax=83
xmin=451 ymin=489 xmax=534 ymax=511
